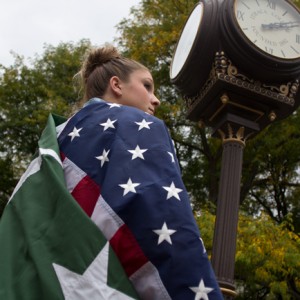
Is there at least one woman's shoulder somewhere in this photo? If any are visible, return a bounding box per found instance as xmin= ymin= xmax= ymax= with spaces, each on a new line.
xmin=121 ymin=104 xmax=163 ymax=123
xmin=83 ymin=100 xmax=163 ymax=124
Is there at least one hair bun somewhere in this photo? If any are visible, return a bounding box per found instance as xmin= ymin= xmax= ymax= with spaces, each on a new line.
xmin=82 ymin=45 xmax=121 ymax=81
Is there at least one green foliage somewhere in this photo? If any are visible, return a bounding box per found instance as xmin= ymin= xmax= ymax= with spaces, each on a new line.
xmin=241 ymin=111 xmax=300 ymax=232
xmin=235 ymin=213 xmax=300 ymax=299
xmin=0 ymin=39 xmax=92 ymax=214
xmin=0 ymin=156 xmax=16 ymax=216
xmin=197 ymin=210 xmax=300 ymax=298
xmin=195 ymin=210 xmax=216 ymax=256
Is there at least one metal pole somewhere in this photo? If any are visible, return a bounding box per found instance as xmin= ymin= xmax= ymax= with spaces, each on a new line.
xmin=211 ymin=125 xmax=245 ymax=299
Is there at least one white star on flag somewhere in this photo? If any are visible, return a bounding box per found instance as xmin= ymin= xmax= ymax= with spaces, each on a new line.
xmin=135 ymin=119 xmax=153 ymax=131
xmin=119 ymin=178 xmax=140 ymax=196
xmin=95 ymin=149 xmax=110 ymax=167
xmin=68 ymin=127 xmax=82 ymax=141
xmin=189 ymin=279 xmax=214 ymax=300
xmin=107 ymin=103 xmax=121 ymax=109
xmin=153 ymin=222 xmax=176 ymax=245
xmin=128 ymin=145 xmax=148 ymax=160
xmin=100 ymin=118 xmax=117 ymax=131
xmin=53 ymin=242 xmax=135 ymax=300
xmin=168 ymin=152 xmax=175 ymax=163
xmin=163 ymin=182 xmax=183 ymax=200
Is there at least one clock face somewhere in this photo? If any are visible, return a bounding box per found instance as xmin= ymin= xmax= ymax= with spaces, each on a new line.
xmin=234 ymin=0 xmax=300 ymax=59
xmin=170 ymin=3 xmax=204 ymax=79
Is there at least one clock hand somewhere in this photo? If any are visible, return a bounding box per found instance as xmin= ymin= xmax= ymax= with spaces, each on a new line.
xmin=261 ymin=21 xmax=300 ymax=30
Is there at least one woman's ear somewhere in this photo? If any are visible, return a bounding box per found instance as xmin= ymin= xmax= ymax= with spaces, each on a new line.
xmin=109 ymin=76 xmax=122 ymax=97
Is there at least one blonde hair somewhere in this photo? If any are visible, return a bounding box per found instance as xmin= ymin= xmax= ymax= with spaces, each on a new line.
xmin=79 ymin=45 xmax=148 ymax=104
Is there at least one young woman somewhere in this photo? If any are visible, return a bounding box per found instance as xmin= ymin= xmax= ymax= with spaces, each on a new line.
xmin=56 ymin=45 xmax=222 ymax=299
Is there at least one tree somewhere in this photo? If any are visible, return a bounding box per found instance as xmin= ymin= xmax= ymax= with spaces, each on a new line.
xmin=0 ymin=157 xmax=15 ymax=212
xmin=0 ymin=39 xmax=92 ymax=216
xmin=196 ymin=210 xmax=300 ymax=298
xmin=241 ymin=111 xmax=300 ymax=230
xmin=235 ymin=213 xmax=300 ymax=299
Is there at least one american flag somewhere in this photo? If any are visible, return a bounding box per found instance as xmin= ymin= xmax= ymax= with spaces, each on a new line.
xmin=57 ymin=99 xmax=223 ymax=300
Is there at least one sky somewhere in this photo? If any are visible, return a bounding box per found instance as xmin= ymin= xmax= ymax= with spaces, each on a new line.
xmin=0 ymin=0 xmax=141 ymax=66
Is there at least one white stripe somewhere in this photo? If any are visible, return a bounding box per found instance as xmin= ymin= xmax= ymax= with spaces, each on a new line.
xmin=91 ymin=195 xmax=124 ymax=240
xmin=62 ymin=157 xmax=86 ymax=193
xmin=8 ymin=156 xmax=42 ymax=203
xmin=130 ymin=262 xmax=171 ymax=300
xmin=8 ymin=148 xmax=62 ymax=203
xmin=39 ymin=148 xmax=62 ymax=167
xmin=56 ymin=120 xmax=69 ymax=137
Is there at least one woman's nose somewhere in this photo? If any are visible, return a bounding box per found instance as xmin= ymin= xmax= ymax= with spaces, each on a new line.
xmin=152 ymin=95 xmax=160 ymax=107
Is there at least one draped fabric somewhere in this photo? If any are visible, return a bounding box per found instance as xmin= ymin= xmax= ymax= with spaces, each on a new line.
xmin=0 ymin=99 xmax=222 ymax=299
xmin=57 ymin=100 xmax=222 ymax=299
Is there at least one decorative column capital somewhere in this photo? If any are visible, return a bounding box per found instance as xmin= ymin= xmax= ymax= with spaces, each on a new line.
xmin=218 ymin=123 xmax=246 ymax=147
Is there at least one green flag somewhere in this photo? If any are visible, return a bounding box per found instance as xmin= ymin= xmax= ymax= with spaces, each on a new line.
xmin=0 ymin=114 xmax=139 ymax=300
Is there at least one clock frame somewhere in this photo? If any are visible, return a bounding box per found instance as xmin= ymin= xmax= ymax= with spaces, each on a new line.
xmin=170 ymin=0 xmax=221 ymax=97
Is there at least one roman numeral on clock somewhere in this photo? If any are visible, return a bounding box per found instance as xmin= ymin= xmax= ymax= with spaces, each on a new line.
xmin=291 ymin=45 xmax=299 ymax=54
xmin=237 ymin=10 xmax=245 ymax=21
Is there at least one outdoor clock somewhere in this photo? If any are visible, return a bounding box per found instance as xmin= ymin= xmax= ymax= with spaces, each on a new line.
xmin=170 ymin=0 xmax=220 ymax=97
xmin=220 ymin=0 xmax=300 ymax=82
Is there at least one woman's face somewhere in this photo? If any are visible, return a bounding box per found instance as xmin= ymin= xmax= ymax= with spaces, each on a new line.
xmin=119 ymin=69 xmax=160 ymax=115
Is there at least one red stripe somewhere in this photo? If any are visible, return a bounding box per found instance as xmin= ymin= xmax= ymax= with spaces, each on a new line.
xmin=110 ymin=224 xmax=148 ymax=276
xmin=71 ymin=176 xmax=101 ymax=217
xmin=60 ymin=152 xmax=66 ymax=161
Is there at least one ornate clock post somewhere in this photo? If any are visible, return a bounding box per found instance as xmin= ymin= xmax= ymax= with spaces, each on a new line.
xmin=170 ymin=0 xmax=300 ymax=298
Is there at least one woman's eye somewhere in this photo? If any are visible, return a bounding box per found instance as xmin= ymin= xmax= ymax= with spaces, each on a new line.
xmin=144 ymin=83 xmax=152 ymax=91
